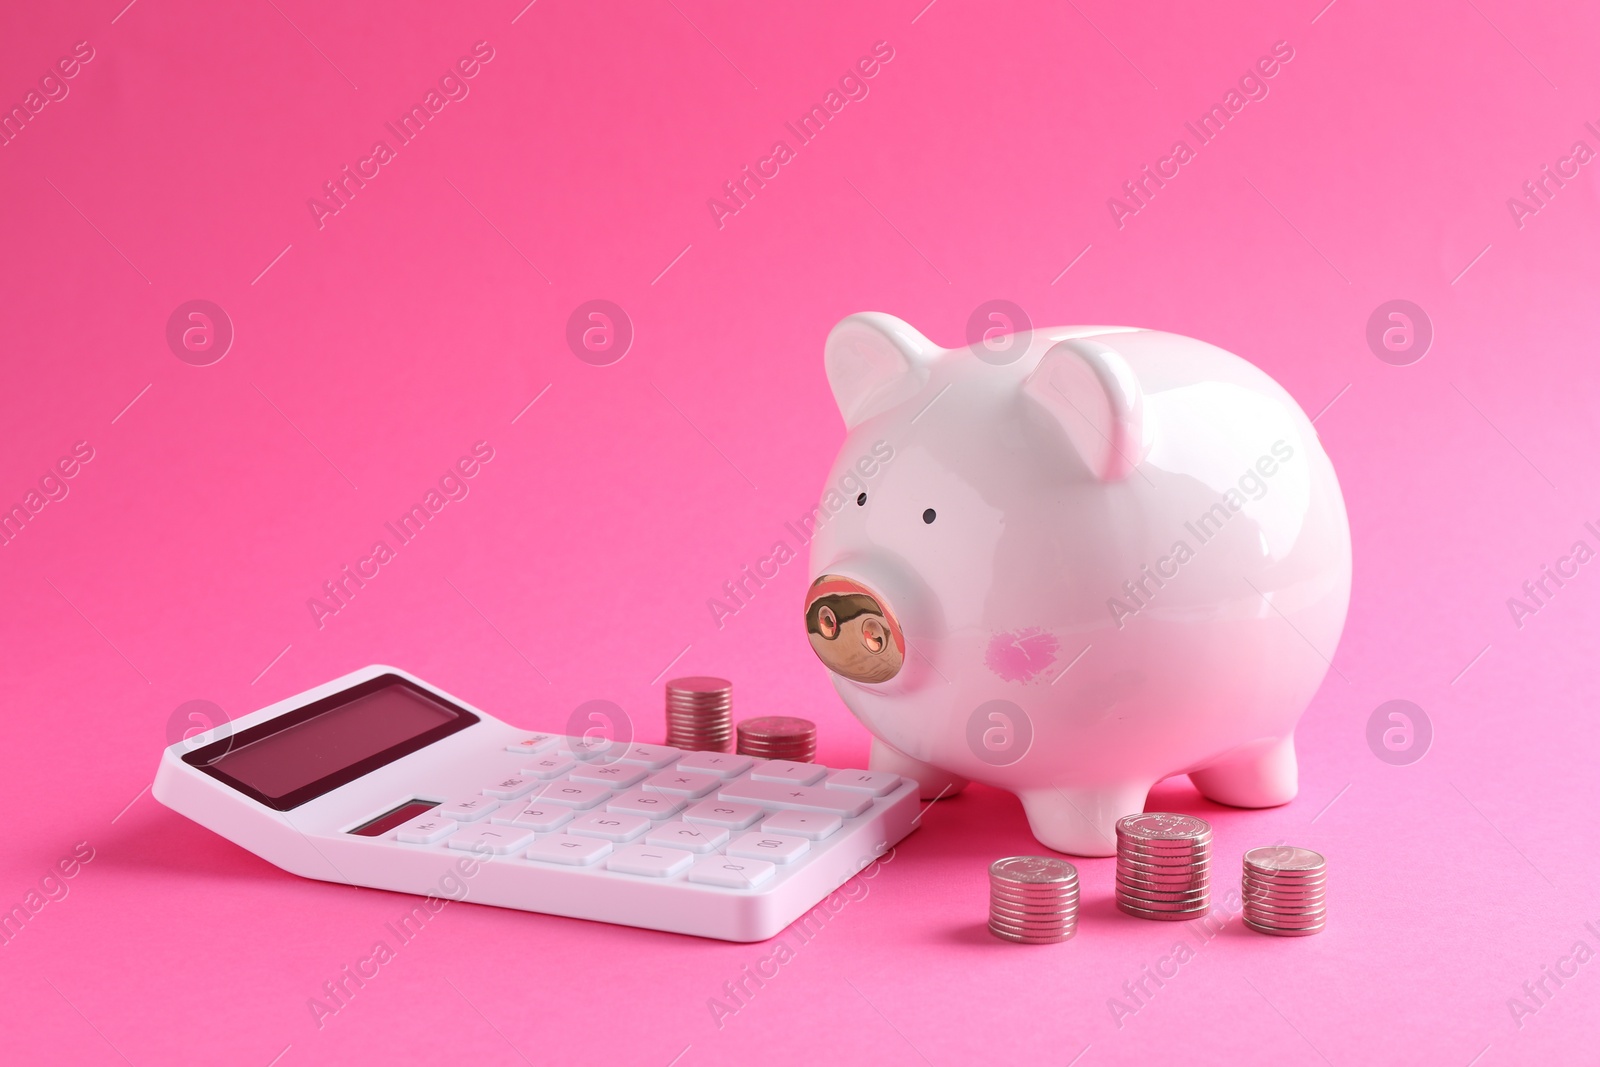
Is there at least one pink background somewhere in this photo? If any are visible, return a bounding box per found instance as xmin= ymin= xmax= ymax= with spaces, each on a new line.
xmin=3 ymin=0 xmax=1598 ymax=1063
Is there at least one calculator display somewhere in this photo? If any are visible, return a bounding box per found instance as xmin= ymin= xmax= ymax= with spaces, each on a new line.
xmin=184 ymin=675 xmax=477 ymax=810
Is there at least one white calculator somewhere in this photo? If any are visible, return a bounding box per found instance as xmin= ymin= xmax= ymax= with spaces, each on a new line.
xmin=153 ymin=666 xmax=919 ymax=941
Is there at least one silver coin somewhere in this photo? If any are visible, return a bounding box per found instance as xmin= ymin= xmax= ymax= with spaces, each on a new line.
xmin=989 ymin=921 xmax=1078 ymax=937
xmin=1119 ymin=846 xmax=1211 ymax=860
xmin=1116 ymin=885 xmax=1210 ymax=902
xmin=1116 ymin=899 xmax=1210 ymax=921
xmin=989 ymin=925 xmax=1076 ymax=944
xmin=1118 ymin=846 xmax=1211 ymax=863
xmin=1117 ymin=829 xmax=1214 ymax=847
xmin=989 ymin=902 xmax=1080 ymax=919
xmin=1244 ymin=919 xmax=1326 ymax=937
xmin=1245 ymin=910 xmax=1327 ymax=927
xmin=1242 ymin=867 xmax=1327 ymax=881
xmin=1243 ymin=897 xmax=1326 ymax=913
xmin=985 ymin=895 xmax=1088 ymax=908
xmin=1118 ymin=866 xmax=1210 ymax=883
xmin=1244 ymin=898 xmax=1327 ymax=916
xmin=1118 ymin=840 xmax=1213 ymax=857
xmin=1242 ymin=867 xmax=1327 ymax=882
xmin=1116 ymin=886 xmax=1211 ymax=905
xmin=1242 ymin=878 xmax=1327 ymax=894
xmin=990 ymin=889 xmax=1081 ymax=906
xmin=1116 ymin=813 xmax=1213 ymax=840
xmin=1241 ymin=915 xmax=1331 ymax=927
xmin=1244 ymin=845 xmax=1325 ymax=871
xmin=1242 ymin=885 xmax=1327 ymax=902
xmin=1241 ymin=876 xmax=1331 ymax=895
xmin=1119 ymin=848 xmax=1212 ymax=866
xmin=989 ymin=916 xmax=1078 ymax=931
xmin=991 ymin=872 xmax=1081 ymax=888
xmin=990 ymin=856 xmax=1080 ymax=884
xmin=1118 ymin=839 xmax=1212 ymax=856
xmin=1120 ymin=857 xmax=1203 ymax=870
xmin=988 ymin=912 xmax=1079 ymax=929
xmin=1118 ymin=865 xmax=1209 ymax=882
xmin=1243 ymin=908 xmax=1327 ymax=924
xmin=1120 ymin=882 xmax=1209 ymax=898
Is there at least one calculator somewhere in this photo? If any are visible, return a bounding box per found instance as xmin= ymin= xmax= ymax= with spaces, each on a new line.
xmin=152 ymin=666 xmax=920 ymax=941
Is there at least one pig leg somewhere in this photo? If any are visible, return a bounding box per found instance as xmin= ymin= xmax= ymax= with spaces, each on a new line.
xmin=869 ymin=737 xmax=968 ymax=800
xmin=1018 ymin=782 xmax=1149 ymax=857
xmin=1189 ymin=736 xmax=1298 ymax=808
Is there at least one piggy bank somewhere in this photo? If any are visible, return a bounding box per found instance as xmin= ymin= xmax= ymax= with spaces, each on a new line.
xmin=803 ymin=313 xmax=1351 ymax=856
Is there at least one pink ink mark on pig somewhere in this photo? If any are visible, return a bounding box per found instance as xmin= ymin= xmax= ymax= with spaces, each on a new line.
xmin=986 ymin=628 xmax=1060 ymax=682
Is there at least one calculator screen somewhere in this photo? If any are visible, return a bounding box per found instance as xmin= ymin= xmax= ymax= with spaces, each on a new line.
xmin=184 ymin=675 xmax=477 ymax=810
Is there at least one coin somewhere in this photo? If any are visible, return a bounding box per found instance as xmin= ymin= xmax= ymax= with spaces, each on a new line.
xmin=988 ymin=855 xmax=1079 ymax=944
xmin=1114 ymin=813 xmax=1213 ymax=920
xmin=1243 ymin=911 xmax=1327 ymax=929
xmin=1119 ymin=847 xmax=1211 ymax=862
xmin=1240 ymin=843 xmax=1328 ymax=937
xmin=991 ymin=856 xmax=1079 ymax=884
xmin=1242 ymin=881 xmax=1325 ymax=899
xmin=1244 ymin=846 xmax=1325 ymax=872
xmin=1116 ymin=813 xmax=1213 ymax=841
xmin=1116 ymin=898 xmax=1209 ymax=920
xmin=988 ymin=924 xmax=1075 ymax=945
xmin=1119 ymin=859 xmax=1209 ymax=874
xmin=736 ymin=716 xmax=817 ymax=761
xmin=990 ymin=889 xmax=1082 ymax=906
xmin=664 ymin=677 xmax=733 ymax=752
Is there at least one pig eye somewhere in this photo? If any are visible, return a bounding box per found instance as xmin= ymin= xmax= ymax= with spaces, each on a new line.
xmin=856 ymin=493 xmax=866 ymax=506
xmin=923 ymin=508 xmax=936 ymax=524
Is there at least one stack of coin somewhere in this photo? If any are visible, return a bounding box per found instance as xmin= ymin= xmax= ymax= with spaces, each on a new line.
xmin=987 ymin=856 xmax=1080 ymax=944
xmin=736 ymin=716 xmax=817 ymax=761
xmin=1242 ymin=846 xmax=1327 ymax=936
xmin=1115 ymin=813 xmax=1212 ymax=920
xmin=664 ymin=676 xmax=733 ymax=752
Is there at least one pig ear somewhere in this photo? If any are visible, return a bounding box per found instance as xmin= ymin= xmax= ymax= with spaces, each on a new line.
xmin=824 ymin=313 xmax=938 ymax=428
xmin=1023 ymin=338 xmax=1146 ymax=481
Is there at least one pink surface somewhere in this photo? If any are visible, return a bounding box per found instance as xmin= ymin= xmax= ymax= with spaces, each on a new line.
xmin=1 ymin=0 xmax=1597 ymax=1063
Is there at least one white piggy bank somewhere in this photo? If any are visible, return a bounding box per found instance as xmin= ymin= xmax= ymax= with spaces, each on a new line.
xmin=803 ymin=313 xmax=1351 ymax=857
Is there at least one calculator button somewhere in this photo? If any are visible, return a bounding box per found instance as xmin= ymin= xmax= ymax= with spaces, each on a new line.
xmin=395 ymin=816 xmax=458 ymax=844
xmin=688 ymin=856 xmax=776 ymax=889
xmin=607 ymin=844 xmax=695 ymax=878
xmin=727 ymin=832 xmax=811 ymax=864
xmin=482 ymin=775 xmax=536 ymax=800
xmin=525 ymin=834 xmax=613 ymax=866
xmin=447 ymin=825 xmax=537 ymax=855
xmin=824 ymin=769 xmax=901 ymax=796
xmin=606 ymin=789 xmax=690 ymax=819
xmin=750 ymin=760 xmax=828 ymax=785
xmin=676 ymin=752 xmax=755 ymax=778
xmin=493 ymin=803 xmax=575 ymax=832
xmin=567 ymin=812 xmax=651 ymax=842
xmin=565 ymin=737 xmax=613 ymax=761
xmin=521 ymin=754 xmax=577 ymax=779
xmin=505 ymin=734 xmax=559 ymax=755
xmin=681 ymin=800 xmax=764 ymax=829
xmin=438 ymin=797 xmax=501 ymax=822
xmin=761 ymin=811 xmax=842 ymax=840
xmin=646 ymin=821 xmax=729 ymax=853
xmin=568 ymin=763 xmax=649 ymax=788
xmin=528 ymin=781 xmax=612 ymax=809
xmin=614 ymin=743 xmax=683 ymax=769
xmin=643 ymin=770 xmax=718 ymax=797
xmin=717 ymin=779 xmax=871 ymax=817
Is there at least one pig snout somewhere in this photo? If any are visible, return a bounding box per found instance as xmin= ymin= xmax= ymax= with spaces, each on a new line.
xmin=804 ymin=574 xmax=905 ymax=684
